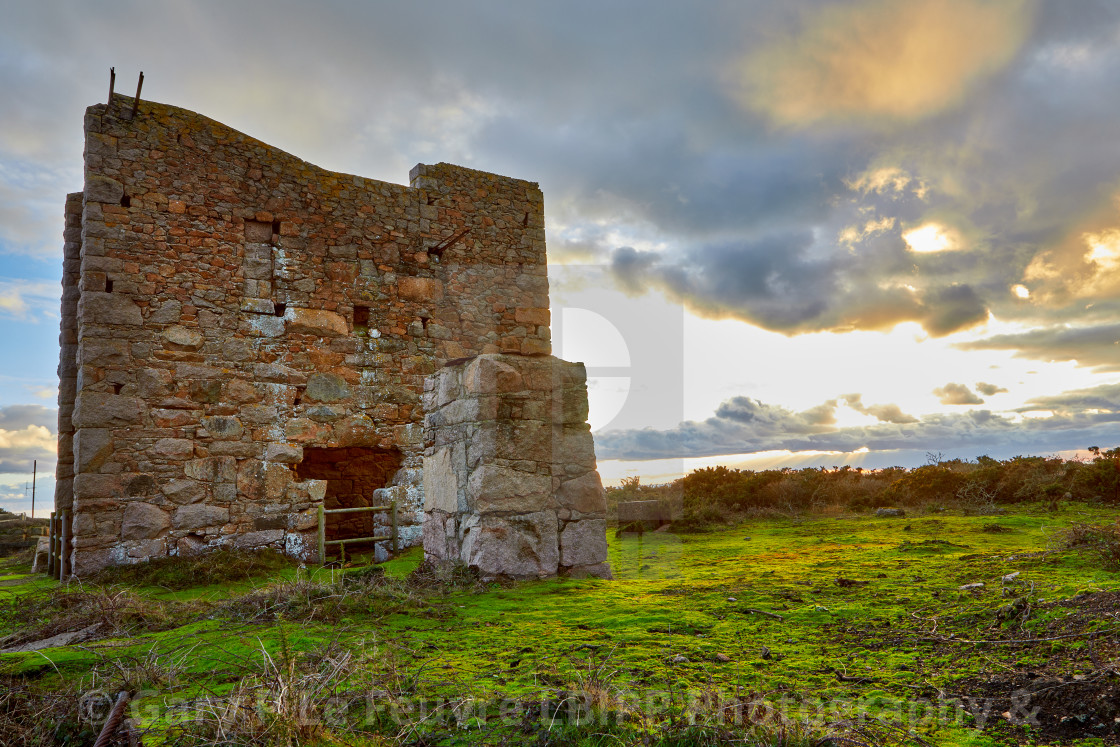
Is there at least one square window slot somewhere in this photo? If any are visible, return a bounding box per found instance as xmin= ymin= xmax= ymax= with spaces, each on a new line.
xmin=354 ymin=306 xmax=371 ymax=335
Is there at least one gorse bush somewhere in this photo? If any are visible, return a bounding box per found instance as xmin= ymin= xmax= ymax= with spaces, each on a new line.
xmin=609 ymin=447 xmax=1120 ymax=529
xmin=1059 ymin=520 xmax=1120 ymax=570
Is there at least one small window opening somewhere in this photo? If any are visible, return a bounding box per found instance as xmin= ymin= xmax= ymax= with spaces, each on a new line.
xmin=353 ymin=306 xmax=371 ymax=335
xmin=112 ymin=383 xmax=124 ymax=395
xmin=105 ymin=278 xmax=114 ymax=293
xmin=522 ymin=212 xmax=530 ymax=227
xmin=420 ymin=315 xmax=430 ymax=331
xmin=120 ymin=194 xmax=131 ymax=208
xmin=271 ymin=220 xmax=281 ymax=240
xmin=273 ymin=302 xmax=286 ymax=317
xmin=293 ymin=386 xmax=305 ymax=407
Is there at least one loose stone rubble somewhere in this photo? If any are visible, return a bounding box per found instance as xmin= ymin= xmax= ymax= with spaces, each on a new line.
xmin=55 ymin=94 xmax=609 ymax=579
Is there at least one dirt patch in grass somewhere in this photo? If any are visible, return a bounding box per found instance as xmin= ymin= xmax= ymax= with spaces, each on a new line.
xmin=946 ymin=591 xmax=1120 ymax=743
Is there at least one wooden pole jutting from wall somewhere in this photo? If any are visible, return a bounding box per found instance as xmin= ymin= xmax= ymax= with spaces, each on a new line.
xmin=130 ymin=72 xmax=144 ymax=118
xmin=30 ymin=459 xmax=35 ymax=520
xmin=108 ymin=67 xmax=115 ymax=107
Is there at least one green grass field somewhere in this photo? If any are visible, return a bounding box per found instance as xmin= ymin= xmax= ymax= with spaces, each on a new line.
xmin=1 ymin=503 xmax=1117 ymax=746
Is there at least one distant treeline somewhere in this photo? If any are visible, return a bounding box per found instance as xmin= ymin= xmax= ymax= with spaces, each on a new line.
xmin=606 ymin=447 xmax=1120 ymax=529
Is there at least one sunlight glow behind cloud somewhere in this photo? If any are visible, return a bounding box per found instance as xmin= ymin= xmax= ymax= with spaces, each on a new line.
xmin=736 ymin=0 xmax=1035 ymax=127
xmin=903 ymin=223 xmax=959 ymax=253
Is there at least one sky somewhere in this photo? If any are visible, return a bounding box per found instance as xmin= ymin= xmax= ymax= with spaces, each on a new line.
xmin=2 ymin=0 xmax=1120 ymax=510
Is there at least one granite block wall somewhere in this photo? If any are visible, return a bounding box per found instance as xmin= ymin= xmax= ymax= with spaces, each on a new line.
xmin=422 ymin=354 xmax=611 ymax=580
xmin=58 ymin=95 xmax=551 ymax=576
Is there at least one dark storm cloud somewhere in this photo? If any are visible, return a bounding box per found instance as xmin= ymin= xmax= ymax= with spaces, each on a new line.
xmin=597 ymin=394 xmax=1120 ymax=461
xmin=3 ymin=2 xmax=1120 ymax=383
xmin=610 ymin=242 xmax=995 ymax=335
xmin=956 ymin=323 xmax=1120 ymax=371
xmin=4 ymin=1 xmax=1120 ymax=332
xmin=579 ymin=0 xmax=1120 ymax=346
xmin=933 ymin=383 xmax=985 ymax=406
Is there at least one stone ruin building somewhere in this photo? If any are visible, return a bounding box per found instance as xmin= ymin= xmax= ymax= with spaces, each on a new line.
xmin=53 ymin=93 xmax=610 ymax=580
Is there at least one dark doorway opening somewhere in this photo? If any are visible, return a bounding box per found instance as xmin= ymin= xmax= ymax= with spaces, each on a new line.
xmin=294 ymin=447 xmax=403 ymax=552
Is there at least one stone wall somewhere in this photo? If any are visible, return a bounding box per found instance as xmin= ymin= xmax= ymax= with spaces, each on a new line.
xmin=55 ymin=192 xmax=83 ymax=516
xmin=60 ymin=95 xmax=551 ymax=576
xmin=422 ymin=354 xmax=611 ymax=579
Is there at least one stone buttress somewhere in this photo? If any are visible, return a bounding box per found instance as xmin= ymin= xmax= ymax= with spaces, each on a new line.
xmin=422 ymin=354 xmax=612 ymax=579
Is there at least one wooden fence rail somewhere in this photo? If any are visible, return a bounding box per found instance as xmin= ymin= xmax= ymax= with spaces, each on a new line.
xmin=317 ymin=499 xmax=397 ymax=564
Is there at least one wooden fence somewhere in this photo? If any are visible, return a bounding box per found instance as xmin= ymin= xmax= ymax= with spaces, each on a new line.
xmin=47 ymin=510 xmax=69 ymax=579
xmin=317 ymin=499 xmax=397 ymax=564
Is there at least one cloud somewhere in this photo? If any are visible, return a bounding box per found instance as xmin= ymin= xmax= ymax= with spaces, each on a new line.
xmin=975 ymin=381 xmax=1009 ymax=396
xmin=715 ymin=396 xmax=837 ymax=433
xmin=0 ymin=279 xmax=59 ymax=322
xmin=3 ymin=1 xmax=1120 ymax=460
xmin=0 ymin=474 xmax=55 ymax=515
xmin=933 ymin=382 xmax=985 ymax=405
xmin=0 ymin=405 xmax=57 ymax=474
xmin=0 ymin=426 xmax=55 ymax=474
xmin=0 ymin=405 xmax=56 ymax=431
xmin=734 ymin=0 xmax=1036 ymax=127
xmin=609 ymin=245 xmax=990 ymax=337
xmin=957 ymin=323 xmax=1120 ymax=371
xmin=1019 ymin=382 xmax=1120 ymax=414
xmin=841 ymin=393 xmax=918 ymax=424
xmin=596 ymin=392 xmax=1120 ymax=461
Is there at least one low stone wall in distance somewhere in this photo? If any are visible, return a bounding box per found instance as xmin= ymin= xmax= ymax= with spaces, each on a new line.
xmin=422 ymin=354 xmax=611 ymax=579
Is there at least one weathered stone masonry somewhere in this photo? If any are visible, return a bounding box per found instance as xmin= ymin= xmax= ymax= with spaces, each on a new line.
xmin=422 ymin=354 xmax=611 ymax=579
xmin=56 ymin=95 xmax=562 ymax=576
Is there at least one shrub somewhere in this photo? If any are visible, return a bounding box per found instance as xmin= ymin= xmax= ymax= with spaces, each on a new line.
xmin=619 ymin=447 xmax=1120 ymax=530
xmin=1071 ymin=447 xmax=1120 ymax=503
xmin=1059 ymin=520 xmax=1120 ymax=570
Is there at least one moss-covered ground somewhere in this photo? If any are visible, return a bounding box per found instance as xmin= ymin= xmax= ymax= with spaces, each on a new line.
xmin=1 ymin=503 xmax=1117 ymax=746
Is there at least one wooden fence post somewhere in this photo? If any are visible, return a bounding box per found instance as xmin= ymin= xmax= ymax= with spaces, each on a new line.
xmin=47 ymin=512 xmax=56 ymax=577
xmin=59 ymin=510 xmax=69 ymax=580
xmin=317 ymin=504 xmax=326 ymax=565
xmin=390 ymin=499 xmax=398 ymax=555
